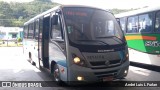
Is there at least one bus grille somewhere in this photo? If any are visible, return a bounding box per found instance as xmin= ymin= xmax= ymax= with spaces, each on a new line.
xmin=89 ymin=59 xmax=121 ymax=69
xmin=94 ymin=70 xmax=118 ymax=79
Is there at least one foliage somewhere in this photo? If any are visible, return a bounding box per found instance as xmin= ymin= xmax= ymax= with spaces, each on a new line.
xmin=0 ymin=0 xmax=134 ymax=27
xmin=109 ymin=8 xmax=135 ymax=14
xmin=0 ymin=0 xmax=59 ymax=27
xmin=35 ymin=0 xmax=52 ymax=2
xmin=17 ymin=37 xmax=22 ymax=42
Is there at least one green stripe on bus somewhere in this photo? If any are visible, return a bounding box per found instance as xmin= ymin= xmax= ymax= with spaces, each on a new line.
xmin=126 ymin=34 xmax=160 ymax=54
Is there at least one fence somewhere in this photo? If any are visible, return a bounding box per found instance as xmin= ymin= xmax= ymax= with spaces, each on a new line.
xmin=0 ymin=39 xmax=23 ymax=47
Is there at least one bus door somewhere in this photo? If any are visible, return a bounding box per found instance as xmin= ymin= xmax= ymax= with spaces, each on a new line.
xmin=50 ymin=14 xmax=65 ymax=50
xmin=42 ymin=15 xmax=50 ymax=69
xmin=49 ymin=12 xmax=67 ymax=81
xmin=39 ymin=18 xmax=43 ymax=67
xmin=34 ymin=19 xmax=40 ymax=68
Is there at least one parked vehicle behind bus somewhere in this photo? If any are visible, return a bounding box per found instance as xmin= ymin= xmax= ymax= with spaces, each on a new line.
xmin=115 ymin=6 xmax=160 ymax=67
xmin=23 ymin=5 xmax=129 ymax=85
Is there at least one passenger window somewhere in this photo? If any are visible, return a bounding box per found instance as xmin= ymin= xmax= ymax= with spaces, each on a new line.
xmin=139 ymin=14 xmax=152 ymax=33
xmin=39 ymin=18 xmax=43 ymax=40
xmin=51 ymin=15 xmax=63 ymax=40
xmin=35 ymin=20 xmax=39 ymax=40
xmin=24 ymin=26 xmax=28 ymax=39
xmin=155 ymin=11 xmax=160 ymax=32
xmin=120 ymin=18 xmax=126 ymax=32
xmin=28 ymin=23 xmax=34 ymax=39
xmin=127 ymin=16 xmax=138 ymax=33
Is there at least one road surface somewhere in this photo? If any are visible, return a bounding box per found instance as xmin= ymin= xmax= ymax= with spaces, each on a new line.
xmin=0 ymin=47 xmax=159 ymax=90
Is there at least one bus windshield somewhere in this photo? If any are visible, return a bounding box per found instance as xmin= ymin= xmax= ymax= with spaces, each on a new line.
xmin=63 ymin=7 xmax=124 ymax=45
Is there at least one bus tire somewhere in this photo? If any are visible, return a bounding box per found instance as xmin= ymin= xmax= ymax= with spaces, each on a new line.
xmin=32 ymin=60 xmax=36 ymax=66
xmin=53 ymin=64 xmax=62 ymax=85
xmin=29 ymin=52 xmax=35 ymax=66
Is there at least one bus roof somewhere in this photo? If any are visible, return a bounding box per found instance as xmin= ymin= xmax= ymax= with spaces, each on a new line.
xmin=24 ymin=5 xmax=111 ymax=25
xmin=115 ymin=6 xmax=160 ymax=18
xmin=24 ymin=5 xmax=60 ymax=25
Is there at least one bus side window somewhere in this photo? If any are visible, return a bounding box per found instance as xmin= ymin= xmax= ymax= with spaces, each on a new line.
xmin=51 ymin=15 xmax=63 ymax=40
xmin=139 ymin=13 xmax=152 ymax=33
xmin=35 ymin=20 xmax=39 ymax=40
xmin=28 ymin=23 xmax=34 ymax=39
xmin=24 ymin=26 xmax=28 ymax=39
xmin=127 ymin=16 xmax=138 ymax=33
xmin=155 ymin=11 xmax=160 ymax=32
xmin=51 ymin=14 xmax=65 ymax=51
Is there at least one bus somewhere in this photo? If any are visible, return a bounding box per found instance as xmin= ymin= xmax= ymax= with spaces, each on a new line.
xmin=23 ymin=5 xmax=129 ymax=85
xmin=115 ymin=6 xmax=160 ymax=67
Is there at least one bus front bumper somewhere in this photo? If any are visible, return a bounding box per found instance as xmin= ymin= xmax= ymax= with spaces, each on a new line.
xmin=67 ymin=60 xmax=129 ymax=84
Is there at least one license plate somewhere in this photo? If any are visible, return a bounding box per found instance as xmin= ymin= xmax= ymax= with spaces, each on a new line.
xmin=103 ymin=76 xmax=114 ymax=81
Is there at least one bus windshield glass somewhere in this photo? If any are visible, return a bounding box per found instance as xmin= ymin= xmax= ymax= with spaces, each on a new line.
xmin=63 ymin=7 xmax=124 ymax=45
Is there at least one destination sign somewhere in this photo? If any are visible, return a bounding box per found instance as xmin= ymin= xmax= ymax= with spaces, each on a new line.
xmin=65 ymin=11 xmax=87 ymax=17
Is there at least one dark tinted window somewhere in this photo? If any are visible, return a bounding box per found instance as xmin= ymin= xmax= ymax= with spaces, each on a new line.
xmin=35 ymin=20 xmax=39 ymax=40
xmin=24 ymin=25 xmax=28 ymax=38
xmin=39 ymin=18 xmax=43 ymax=40
xmin=28 ymin=23 xmax=34 ymax=39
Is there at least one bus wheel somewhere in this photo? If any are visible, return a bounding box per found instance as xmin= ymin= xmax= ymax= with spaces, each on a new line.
xmin=53 ymin=64 xmax=62 ymax=85
xmin=28 ymin=52 xmax=32 ymax=63
xmin=29 ymin=53 xmax=35 ymax=65
xmin=31 ymin=60 xmax=36 ymax=66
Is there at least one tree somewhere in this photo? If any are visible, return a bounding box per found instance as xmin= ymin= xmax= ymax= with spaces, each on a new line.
xmin=34 ymin=0 xmax=52 ymax=3
xmin=0 ymin=1 xmax=13 ymax=26
xmin=0 ymin=1 xmax=59 ymax=27
xmin=109 ymin=8 xmax=130 ymax=14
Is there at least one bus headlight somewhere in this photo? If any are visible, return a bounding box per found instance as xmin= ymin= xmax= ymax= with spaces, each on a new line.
xmin=77 ymin=76 xmax=84 ymax=81
xmin=73 ymin=57 xmax=81 ymax=64
xmin=73 ymin=57 xmax=86 ymax=66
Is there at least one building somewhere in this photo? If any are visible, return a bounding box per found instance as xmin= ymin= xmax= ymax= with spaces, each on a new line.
xmin=0 ymin=27 xmax=23 ymax=41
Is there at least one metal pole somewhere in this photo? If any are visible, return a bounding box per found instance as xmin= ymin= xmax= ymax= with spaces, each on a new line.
xmin=7 ymin=40 xmax=8 ymax=47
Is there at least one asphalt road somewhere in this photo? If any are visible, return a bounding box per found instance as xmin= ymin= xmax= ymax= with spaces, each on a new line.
xmin=0 ymin=47 xmax=159 ymax=90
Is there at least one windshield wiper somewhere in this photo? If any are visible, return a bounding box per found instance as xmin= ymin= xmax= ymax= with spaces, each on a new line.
xmin=112 ymin=36 xmax=125 ymax=43
xmin=77 ymin=40 xmax=109 ymax=45
xmin=96 ymin=36 xmax=124 ymax=43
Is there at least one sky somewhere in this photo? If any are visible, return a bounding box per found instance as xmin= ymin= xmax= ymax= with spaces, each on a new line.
xmin=1 ymin=0 xmax=160 ymax=9
xmin=53 ymin=0 xmax=160 ymax=9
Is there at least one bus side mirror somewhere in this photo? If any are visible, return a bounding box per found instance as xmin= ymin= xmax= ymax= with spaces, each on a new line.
xmin=52 ymin=15 xmax=58 ymax=25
